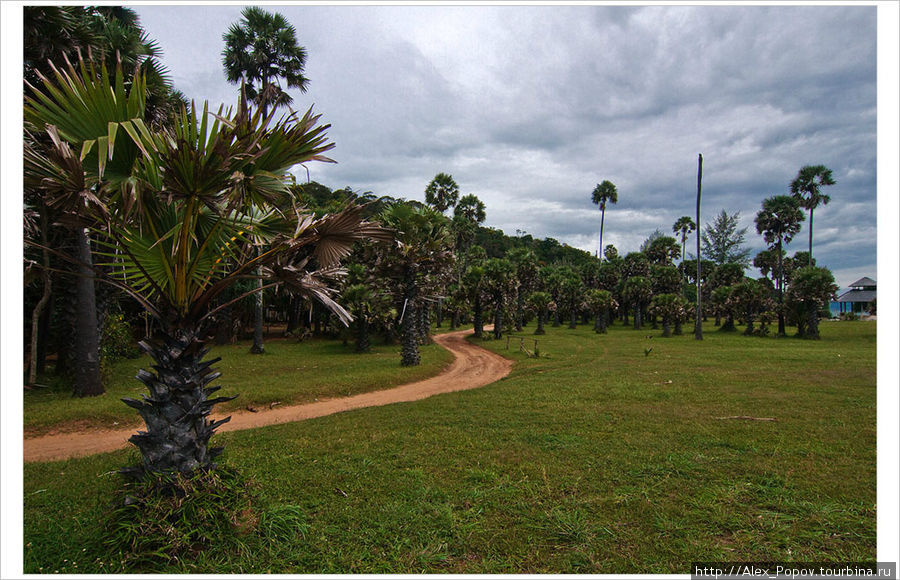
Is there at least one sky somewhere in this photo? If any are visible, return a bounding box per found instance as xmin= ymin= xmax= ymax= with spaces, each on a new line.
xmin=127 ymin=2 xmax=886 ymax=289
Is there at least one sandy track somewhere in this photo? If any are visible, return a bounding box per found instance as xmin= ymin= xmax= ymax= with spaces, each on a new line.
xmin=23 ymin=328 xmax=512 ymax=463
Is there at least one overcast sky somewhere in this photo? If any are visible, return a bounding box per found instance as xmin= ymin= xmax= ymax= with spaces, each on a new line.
xmin=105 ymin=5 xmax=888 ymax=287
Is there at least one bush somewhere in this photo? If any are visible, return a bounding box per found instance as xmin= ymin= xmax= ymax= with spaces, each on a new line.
xmin=101 ymin=313 xmax=140 ymax=362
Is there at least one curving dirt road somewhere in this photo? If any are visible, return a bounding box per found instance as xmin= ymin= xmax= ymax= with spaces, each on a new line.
xmin=23 ymin=328 xmax=512 ymax=463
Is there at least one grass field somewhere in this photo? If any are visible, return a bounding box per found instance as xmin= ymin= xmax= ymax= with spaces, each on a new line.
xmin=24 ymin=336 xmax=454 ymax=436
xmin=22 ymin=320 xmax=876 ymax=574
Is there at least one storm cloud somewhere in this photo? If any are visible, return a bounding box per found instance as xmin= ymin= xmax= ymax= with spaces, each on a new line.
xmin=133 ymin=4 xmax=879 ymax=287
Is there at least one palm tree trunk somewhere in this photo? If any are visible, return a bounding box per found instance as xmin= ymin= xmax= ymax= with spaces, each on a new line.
xmin=777 ymin=239 xmax=786 ymax=336
xmin=29 ymin=213 xmax=52 ymax=385
xmin=808 ymin=208 xmax=814 ymax=266
xmin=122 ymin=322 xmax=235 ymax=479
xmin=662 ymin=319 xmax=672 ymax=337
xmin=250 ymin=247 xmax=265 ymax=354
xmin=515 ymin=287 xmax=524 ymax=331
xmin=356 ymin=306 xmax=370 ymax=353
xmin=473 ymin=295 xmax=484 ymax=338
xmin=598 ymin=207 xmax=606 ymax=260
xmin=806 ymin=303 xmax=820 ymax=339
xmin=71 ymin=227 xmax=103 ymax=397
xmin=535 ymin=308 xmax=546 ymax=335
xmin=400 ymin=265 xmax=420 ymax=366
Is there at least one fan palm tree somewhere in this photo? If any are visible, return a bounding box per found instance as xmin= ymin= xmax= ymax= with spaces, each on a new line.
xmin=222 ymin=7 xmax=309 ymax=117
xmin=585 ymin=288 xmax=616 ymax=334
xmin=755 ymin=195 xmax=804 ymax=336
xmin=672 ymin=216 xmax=696 ymax=279
xmin=527 ymin=291 xmax=552 ymax=335
xmin=424 ymin=172 xmax=460 ymax=214
xmin=378 ymin=203 xmax=453 ymax=365
xmin=591 ymin=180 xmax=618 ymax=260
xmin=789 ymin=165 xmax=835 ymax=266
xmin=223 ymin=7 xmax=312 ymax=353
xmin=25 ymin=57 xmax=389 ymax=478
xmin=786 ymin=266 xmax=837 ymax=339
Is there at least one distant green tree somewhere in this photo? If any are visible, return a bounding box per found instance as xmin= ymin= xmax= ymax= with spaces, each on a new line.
xmin=790 ymin=165 xmax=835 ymax=266
xmin=591 ymin=180 xmax=618 ymax=260
xmin=586 ymin=288 xmax=617 ymax=334
xmin=755 ymin=195 xmax=805 ymax=336
xmin=222 ymin=7 xmax=309 ymax=116
xmin=787 ymin=266 xmax=837 ymax=339
xmin=623 ymin=276 xmax=652 ymax=330
xmin=425 ymin=172 xmax=460 ymax=214
xmin=483 ymin=258 xmax=515 ymax=339
xmin=701 ymin=210 xmax=751 ymax=267
xmin=727 ymin=278 xmax=773 ymax=336
xmin=649 ymin=293 xmax=688 ymax=337
xmin=672 ymin=216 xmax=697 ymax=269
xmin=645 ymin=235 xmax=681 ymax=266
xmin=507 ymin=248 xmax=539 ymax=331
xmin=528 ymin=291 xmax=552 ymax=335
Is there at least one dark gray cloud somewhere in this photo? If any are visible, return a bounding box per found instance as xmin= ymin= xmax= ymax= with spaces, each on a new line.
xmin=130 ymin=3 xmax=881 ymax=287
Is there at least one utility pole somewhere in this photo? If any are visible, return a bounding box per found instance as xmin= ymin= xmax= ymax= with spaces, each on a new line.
xmin=695 ymin=154 xmax=704 ymax=340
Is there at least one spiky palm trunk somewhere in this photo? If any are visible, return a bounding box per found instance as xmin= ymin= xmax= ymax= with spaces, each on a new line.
xmin=400 ymin=265 xmax=420 ymax=366
xmin=122 ymin=323 xmax=236 ymax=478
xmin=633 ymin=303 xmax=642 ymax=330
xmin=593 ymin=313 xmax=601 ymax=333
xmin=473 ymin=295 xmax=484 ymax=339
xmin=599 ymin=307 xmax=609 ymax=334
xmin=493 ymin=294 xmax=503 ymax=339
xmin=515 ymin=288 xmax=524 ymax=332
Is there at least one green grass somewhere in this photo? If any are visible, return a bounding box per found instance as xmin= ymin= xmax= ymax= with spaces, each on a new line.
xmin=23 ymin=320 xmax=877 ymax=573
xmin=24 ymin=336 xmax=453 ymax=436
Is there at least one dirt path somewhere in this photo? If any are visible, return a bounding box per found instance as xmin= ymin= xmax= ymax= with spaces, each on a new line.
xmin=24 ymin=328 xmax=512 ymax=463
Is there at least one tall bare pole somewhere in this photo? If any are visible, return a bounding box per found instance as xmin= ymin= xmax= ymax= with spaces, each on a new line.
xmin=694 ymin=154 xmax=703 ymax=340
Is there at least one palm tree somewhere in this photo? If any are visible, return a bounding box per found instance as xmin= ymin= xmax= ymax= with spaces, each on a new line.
xmin=790 ymin=165 xmax=835 ymax=266
xmin=591 ymin=180 xmax=618 ymax=260
xmin=649 ymin=293 xmax=687 ymax=337
xmin=585 ymin=288 xmax=616 ymax=334
xmin=623 ymin=276 xmax=652 ymax=330
xmin=25 ymin=57 xmax=389 ymax=478
xmin=342 ymin=284 xmax=373 ymax=352
xmin=527 ymin=291 xmax=552 ymax=335
xmin=424 ymin=172 xmax=460 ymax=214
xmin=786 ymin=266 xmax=837 ymax=339
xmin=378 ymin=203 xmax=453 ymax=365
xmin=482 ymin=258 xmax=515 ymax=339
xmin=223 ymin=7 xmax=312 ymax=354
xmin=755 ymin=195 xmax=804 ymax=336
xmin=222 ymin=7 xmax=309 ymax=117
xmin=727 ymin=278 xmax=772 ymax=336
xmin=507 ymin=247 xmax=539 ymax=331
xmin=24 ymin=7 xmax=185 ymax=395
xmin=672 ymin=216 xmax=696 ymax=279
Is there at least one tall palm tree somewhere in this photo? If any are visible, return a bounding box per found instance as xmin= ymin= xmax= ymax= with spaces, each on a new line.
xmin=222 ymin=7 xmax=309 ymax=117
xmin=789 ymin=164 xmax=835 ymax=266
xmin=591 ymin=180 xmax=618 ymax=260
xmin=755 ymin=195 xmax=804 ymax=336
xmin=223 ymin=7 xmax=311 ymax=353
xmin=25 ymin=57 xmax=389 ymax=478
xmin=672 ymin=216 xmax=696 ymax=281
